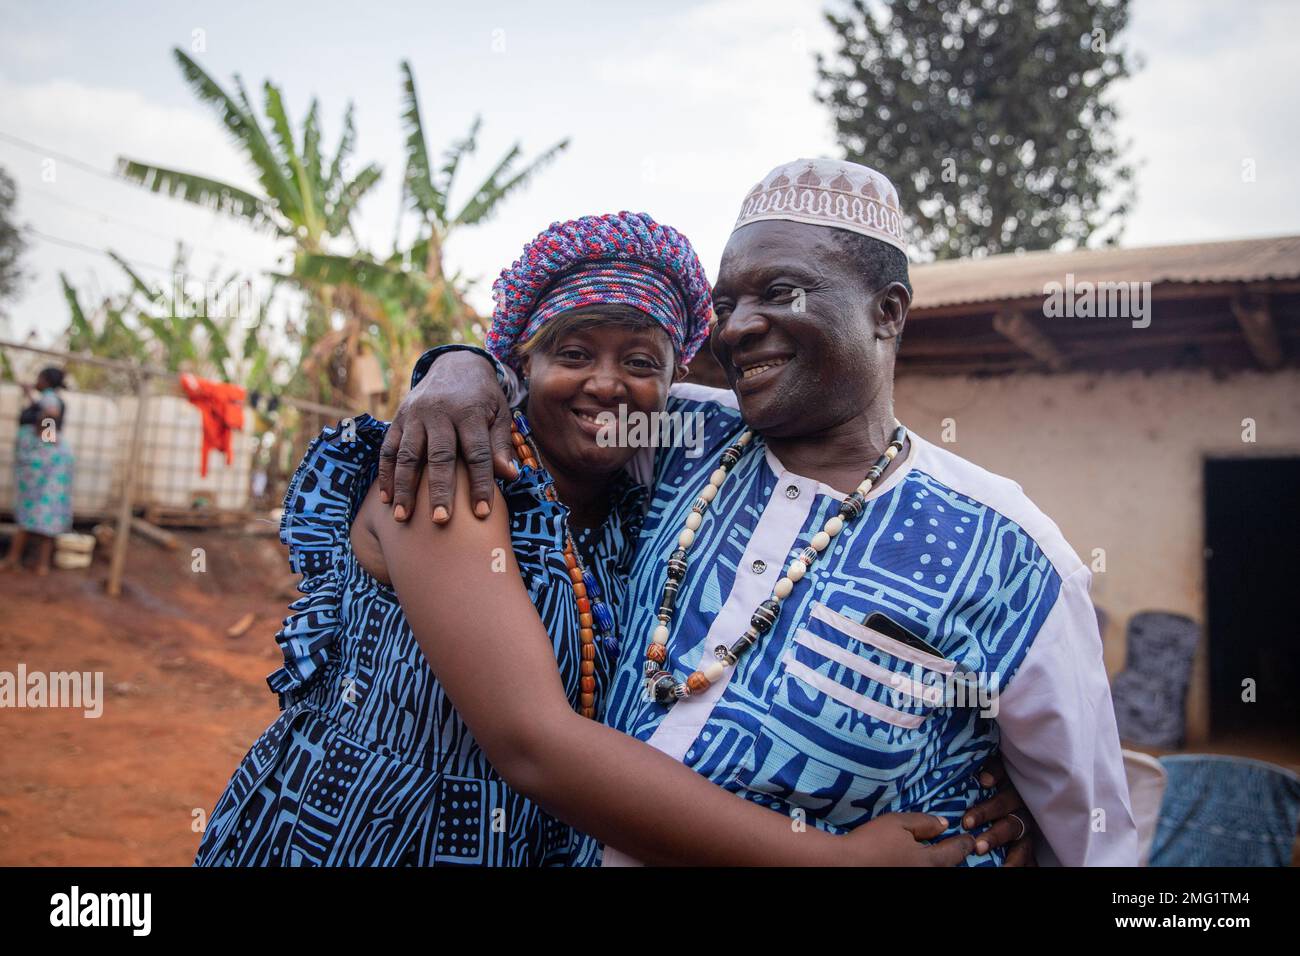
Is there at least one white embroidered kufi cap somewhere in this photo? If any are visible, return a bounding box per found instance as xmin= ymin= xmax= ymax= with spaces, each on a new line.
xmin=732 ymin=157 xmax=908 ymax=257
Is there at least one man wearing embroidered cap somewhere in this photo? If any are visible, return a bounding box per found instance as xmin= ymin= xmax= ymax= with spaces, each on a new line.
xmin=386 ymin=161 xmax=1138 ymax=867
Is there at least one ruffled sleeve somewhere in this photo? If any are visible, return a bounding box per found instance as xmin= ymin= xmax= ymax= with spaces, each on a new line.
xmin=267 ymin=413 xmax=388 ymax=705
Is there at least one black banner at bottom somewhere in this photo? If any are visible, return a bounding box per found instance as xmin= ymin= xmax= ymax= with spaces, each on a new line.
xmin=0 ymin=865 xmax=1289 ymax=942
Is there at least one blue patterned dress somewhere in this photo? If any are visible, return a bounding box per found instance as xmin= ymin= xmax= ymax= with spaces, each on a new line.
xmin=196 ymin=413 xmax=645 ymax=866
xmin=14 ymin=388 xmax=74 ymax=536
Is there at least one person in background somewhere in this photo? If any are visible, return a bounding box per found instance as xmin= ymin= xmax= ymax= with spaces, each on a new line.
xmin=2 ymin=367 xmax=75 ymax=576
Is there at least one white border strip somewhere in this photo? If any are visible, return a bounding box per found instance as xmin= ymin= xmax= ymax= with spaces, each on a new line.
xmin=781 ymin=653 xmax=923 ymax=729
xmin=810 ymin=603 xmax=955 ymax=675
xmin=793 ymin=628 xmax=941 ymax=706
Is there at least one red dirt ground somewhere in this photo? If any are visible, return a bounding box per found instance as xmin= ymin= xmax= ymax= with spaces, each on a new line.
xmin=4 ymin=526 xmax=1296 ymax=867
xmin=0 ymin=527 xmax=291 ymax=865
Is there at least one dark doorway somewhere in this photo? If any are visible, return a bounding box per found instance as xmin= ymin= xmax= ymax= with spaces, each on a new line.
xmin=1205 ymin=457 xmax=1300 ymax=742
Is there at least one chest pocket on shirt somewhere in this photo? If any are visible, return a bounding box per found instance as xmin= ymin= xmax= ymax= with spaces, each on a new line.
xmin=729 ymin=600 xmax=956 ymax=828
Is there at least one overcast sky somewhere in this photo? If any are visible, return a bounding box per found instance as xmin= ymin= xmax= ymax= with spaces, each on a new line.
xmin=2 ymin=0 xmax=1297 ymax=343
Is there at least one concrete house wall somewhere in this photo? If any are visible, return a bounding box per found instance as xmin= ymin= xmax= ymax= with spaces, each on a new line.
xmin=895 ymin=367 xmax=1300 ymax=745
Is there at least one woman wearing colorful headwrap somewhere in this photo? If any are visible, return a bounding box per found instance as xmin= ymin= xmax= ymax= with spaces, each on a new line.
xmin=196 ymin=212 xmax=978 ymax=866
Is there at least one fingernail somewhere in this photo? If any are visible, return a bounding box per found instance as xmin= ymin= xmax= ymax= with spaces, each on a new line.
xmin=432 ymin=506 xmax=448 ymax=523
xmin=980 ymin=773 xmax=994 ymax=787
xmin=380 ymin=489 xmax=390 ymax=503
xmin=393 ymin=505 xmax=407 ymax=521
xmin=962 ymin=814 xmax=975 ymax=830
xmin=932 ymin=815 xmax=948 ymax=829
xmin=474 ymin=500 xmax=490 ymax=518
xmin=975 ymin=840 xmax=989 ymax=855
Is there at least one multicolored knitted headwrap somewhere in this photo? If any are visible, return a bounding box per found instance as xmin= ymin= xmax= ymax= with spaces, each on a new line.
xmin=487 ymin=211 xmax=713 ymax=370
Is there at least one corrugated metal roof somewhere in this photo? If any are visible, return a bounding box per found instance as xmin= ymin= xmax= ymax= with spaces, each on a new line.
xmin=909 ymin=235 xmax=1300 ymax=311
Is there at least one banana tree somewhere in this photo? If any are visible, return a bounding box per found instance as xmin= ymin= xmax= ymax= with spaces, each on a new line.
xmin=118 ymin=49 xmax=378 ymax=253
xmin=59 ymin=243 xmax=283 ymax=390
xmin=59 ymin=274 xmax=151 ymax=391
xmin=288 ymin=248 xmax=460 ymax=417
xmin=108 ymin=249 xmax=285 ymax=389
xmin=398 ymin=60 xmax=567 ymax=337
xmin=57 ymin=248 xmax=297 ymax=502
xmin=115 ymin=48 xmax=380 ymax=400
xmin=289 ymin=60 xmax=568 ymax=416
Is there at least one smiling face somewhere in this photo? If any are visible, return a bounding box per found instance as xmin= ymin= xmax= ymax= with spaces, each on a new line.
xmin=520 ymin=309 xmax=678 ymax=479
xmin=710 ymin=220 xmax=909 ymax=439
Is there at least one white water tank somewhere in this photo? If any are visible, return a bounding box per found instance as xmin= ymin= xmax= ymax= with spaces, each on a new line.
xmin=0 ymin=384 xmax=253 ymax=518
xmin=0 ymin=383 xmax=119 ymax=517
xmin=116 ymin=392 xmax=253 ymax=511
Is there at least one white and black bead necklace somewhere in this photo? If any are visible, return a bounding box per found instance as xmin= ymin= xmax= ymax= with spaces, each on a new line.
xmin=643 ymin=423 xmax=908 ymax=706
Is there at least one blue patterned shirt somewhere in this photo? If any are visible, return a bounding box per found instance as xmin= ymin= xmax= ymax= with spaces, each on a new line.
xmin=602 ymin=384 xmax=1137 ymax=866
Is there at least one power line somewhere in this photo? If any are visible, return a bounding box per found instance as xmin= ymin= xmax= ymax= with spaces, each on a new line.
xmin=0 ymin=128 xmax=286 ymax=273
xmin=0 ymin=130 xmax=123 ymax=183
xmin=24 ymin=224 xmax=206 ymax=277
xmin=26 ymin=187 xmax=281 ymax=273
xmin=23 ymin=225 xmax=295 ymax=318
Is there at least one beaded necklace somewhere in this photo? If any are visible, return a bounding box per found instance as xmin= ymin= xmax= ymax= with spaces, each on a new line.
xmin=510 ymin=410 xmax=616 ymax=720
xmin=644 ymin=423 xmax=908 ymax=706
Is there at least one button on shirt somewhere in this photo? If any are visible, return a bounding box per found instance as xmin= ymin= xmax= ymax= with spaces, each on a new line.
xmin=602 ymin=383 xmax=1137 ymax=867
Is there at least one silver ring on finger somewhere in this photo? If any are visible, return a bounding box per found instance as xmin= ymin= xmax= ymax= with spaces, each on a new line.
xmin=1007 ymin=812 xmax=1027 ymax=842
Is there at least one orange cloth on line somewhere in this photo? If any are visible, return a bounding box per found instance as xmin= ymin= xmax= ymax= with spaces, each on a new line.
xmin=179 ymin=373 xmax=246 ymax=477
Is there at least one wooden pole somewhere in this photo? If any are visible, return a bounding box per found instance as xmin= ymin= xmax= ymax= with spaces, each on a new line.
xmin=107 ymin=372 xmax=149 ymax=597
xmin=1 ymin=338 xmax=361 ymax=596
xmin=992 ymin=309 xmax=1071 ymax=372
xmin=1230 ymin=293 xmax=1284 ymax=370
xmin=129 ymin=516 xmax=179 ymax=550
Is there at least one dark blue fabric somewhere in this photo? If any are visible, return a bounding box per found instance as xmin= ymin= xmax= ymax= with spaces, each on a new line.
xmin=195 ymin=413 xmax=645 ymax=866
xmin=1111 ymin=612 xmax=1200 ymax=749
xmin=1150 ymin=754 xmax=1300 ymax=866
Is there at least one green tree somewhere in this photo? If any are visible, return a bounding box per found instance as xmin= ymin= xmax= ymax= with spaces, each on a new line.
xmin=817 ymin=0 xmax=1135 ymax=259
xmin=58 ymin=249 xmax=296 ymax=499
xmin=59 ymin=274 xmax=149 ymax=390
xmin=117 ymin=50 xmax=379 ymax=255
xmin=0 ymin=166 xmax=25 ymax=307
xmin=0 ymin=165 xmax=28 ymax=380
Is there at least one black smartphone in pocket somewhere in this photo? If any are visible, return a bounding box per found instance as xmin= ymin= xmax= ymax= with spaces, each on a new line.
xmin=865 ymin=611 xmax=948 ymax=660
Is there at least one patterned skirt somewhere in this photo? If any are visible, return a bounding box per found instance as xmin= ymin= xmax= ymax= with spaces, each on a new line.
xmin=14 ymin=425 xmax=74 ymax=536
xmin=194 ymin=415 xmax=617 ymax=867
